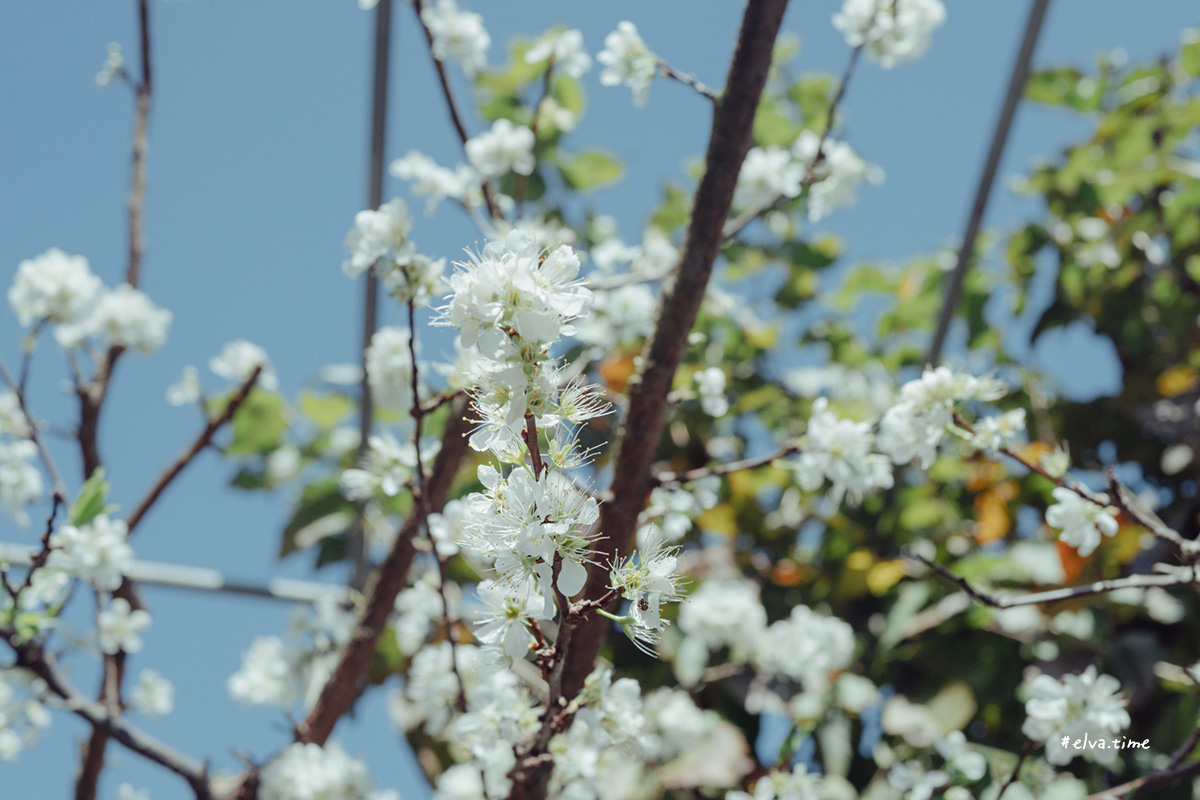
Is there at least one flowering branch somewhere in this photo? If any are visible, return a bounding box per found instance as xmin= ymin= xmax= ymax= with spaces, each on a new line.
xmin=292 ymin=397 xmax=471 ymax=746
xmin=410 ymin=0 xmax=502 ymax=221
xmin=0 ymin=357 xmax=68 ymax=503
xmin=909 ymin=551 xmax=1200 ymax=609
xmin=126 ymin=365 xmax=263 ymax=535
xmin=4 ymin=632 xmax=213 ymax=798
xmin=653 ymin=440 xmax=800 ymax=486
xmin=558 ymin=0 xmax=792 ymax=708
xmin=657 ymin=59 xmax=718 ymax=101
xmin=1105 ymin=467 xmax=1200 ymax=559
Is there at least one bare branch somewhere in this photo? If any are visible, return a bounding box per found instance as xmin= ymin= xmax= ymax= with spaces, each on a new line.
xmin=126 ymin=366 xmax=263 ymax=536
xmin=909 ymin=551 xmax=1200 ymax=609
xmin=1106 ymin=467 xmax=1200 ymax=559
xmin=505 ymin=4 xmax=792 ymax=798
xmin=653 ymin=440 xmax=799 ymax=486
xmin=5 ymin=633 xmax=212 ymax=798
xmin=658 ymin=59 xmax=718 ymax=101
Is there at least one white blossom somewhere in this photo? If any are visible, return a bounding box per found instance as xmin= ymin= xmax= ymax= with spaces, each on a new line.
xmin=116 ymin=785 xmax=150 ymax=800
xmin=525 ymin=28 xmax=591 ymax=78
xmin=888 ymin=761 xmax=950 ymax=800
xmin=1046 ymin=487 xmax=1119 ymax=557
xmin=609 ymin=534 xmax=684 ymax=652
xmin=694 ymin=367 xmax=729 ymax=417
xmin=791 ymin=130 xmax=883 ymax=221
xmin=833 ymin=0 xmax=947 ymax=69
xmin=597 ymin=22 xmax=658 ymax=106
xmin=465 ymin=119 xmax=536 ymax=178
xmin=420 ymin=0 xmax=490 ymax=77
xmin=96 ymin=43 xmax=125 ymax=87
xmin=130 ymin=669 xmax=174 ymax=717
xmin=677 ymin=579 xmax=767 ymax=665
xmin=1022 ymin=666 xmax=1131 ymax=765
xmin=166 ymin=365 xmax=202 ymax=406
xmin=733 ymin=146 xmax=805 ymax=211
xmin=754 ymin=605 xmax=856 ymax=690
xmin=228 ymin=635 xmax=299 ymax=707
xmin=0 ymin=669 xmax=52 ymax=762
xmin=59 ymin=283 xmax=171 ymax=354
xmin=8 ymin=248 xmax=101 ymax=327
xmin=935 ymin=730 xmax=987 ymax=781
xmin=793 ymin=397 xmax=893 ymax=505
xmin=97 ymin=597 xmax=151 ymax=655
xmin=343 ymin=197 xmax=414 ymax=279
xmin=473 ymin=579 xmax=538 ymax=661
xmin=259 ymin=741 xmax=383 ymax=800
xmin=209 ymin=339 xmax=278 ymax=391
xmin=968 ymin=408 xmax=1026 ymax=455
xmin=727 ymin=764 xmax=822 ymax=800
xmin=48 ymin=515 xmax=132 ymax=591
xmin=390 ymin=151 xmax=480 ymax=214
xmin=365 ymin=326 xmax=415 ymax=411
xmin=0 ymin=440 xmax=43 ymax=526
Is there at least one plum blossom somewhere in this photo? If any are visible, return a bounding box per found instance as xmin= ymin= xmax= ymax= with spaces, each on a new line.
xmin=8 ymin=248 xmax=101 ymax=327
xmin=1046 ymin=487 xmax=1119 ymax=557
xmin=597 ymin=21 xmax=658 ymax=106
xmin=833 ymin=0 xmax=947 ymax=69
xmin=48 ymin=514 xmax=132 ymax=591
xmin=209 ymin=338 xmax=278 ymax=391
xmin=1022 ymin=666 xmax=1131 ymax=765
xmin=525 ymin=28 xmax=591 ymax=78
xmin=420 ymin=0 xmax=490 ymax=77
xmin=97 ymin=597 xmax=151 ymax=655
xmin=465 ymin=119 xmax=535 ymax=178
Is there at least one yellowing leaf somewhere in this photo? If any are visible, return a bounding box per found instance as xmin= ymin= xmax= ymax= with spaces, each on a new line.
xmin=1157 ymin=365 xmax=1198 ymax=398
xmin=866 ymin=560 xmax=906 ymax=595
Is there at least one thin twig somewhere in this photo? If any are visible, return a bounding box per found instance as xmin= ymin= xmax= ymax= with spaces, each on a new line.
xmin=722 ymin=42 xmax=863 ymax=241
xmin=997 ymin=741 xmax=1036 ymax=800
xmin=1082 ymin=755 xmax=1200 ymax=800
xmin=658 ymin=60 xmax=718 ymax=101
xmin=928 ymin=0 xmax=1052 ymax=364
xmin=0 ymin=358 xmax=68 ymax=503
xmin=1106 ymin=467 xmax=1200 ymax=559
xmin=410 ymin=0 xmax=501 ymax=221
xmin=910 ymin=551 xmax=1200 ymax=609
xmin=5 ymin=633 xmax=212 ymax=798
xmin=125 ymin=366 xmax=262 ymax=536
xmin=653 ymin=440 xmax=799 ymax=486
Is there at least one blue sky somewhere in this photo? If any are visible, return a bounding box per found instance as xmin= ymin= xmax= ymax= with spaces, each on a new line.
xmin=1 ymin=1 xmax=1196 ymax=796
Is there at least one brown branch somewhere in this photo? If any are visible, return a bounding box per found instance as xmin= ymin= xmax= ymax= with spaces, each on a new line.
xmin=6 ymin=633 xmax=212 ymax=798
xmin=1106 ymin=467 xmax=1200 ymax=559
xmin=997 ymin=741 xmax=1036 ymax=800
xmin=1082 ymin=755 xmax=1200 ymax=800
xmin=410 ymin=0 xmax=501 ymax=221
xmin=126 ymin=366 xmax=262 ymax=536
xmin=523 ymin=411 xmax=546 ymax=479
xmin=294 ymin=397 xmax=471 ymax=746
xmin=653 ymin=440 xmax=799 ymax=486
xmin=76 ymin=3 xmax=156 ymax=793
xmin=910 ymin=552 xmax=1200 ymax=609
xmin=658 ymin=60 xmax=718 ymax=101
xmin=928 ymin=0 xmax=1051 ymax=364
xmin=504 ymin=4 xmax=791 ymax=799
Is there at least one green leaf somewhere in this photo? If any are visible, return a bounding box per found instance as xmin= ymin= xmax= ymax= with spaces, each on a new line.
xmin=552 ymin=73 xmax=584 ymax=116
xmin=280 ymin=479 xmax=354 ymax=558
xmin=1182 ymin=29 xmax=1200 ymax=78
xmin=70 ymin=467 xmax=113 ymax=527
xmin=226 ymin=389 xmax=288 ymax=456
xmin=752 ymin=96 xmax=801 ymax=147
xmin=559 ymin=148 xmax=623 ymax=191
xmin=299 ymin=391 xmax=354 ymax=431
xmin=649 ymin=184 xmax=691 ymax=233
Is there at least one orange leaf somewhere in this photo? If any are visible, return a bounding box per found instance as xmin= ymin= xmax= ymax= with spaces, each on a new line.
xmin=1057 ymin=538 xmax=1087 ymax=582
xmin=973 ymin=489 xmax=1010 ymax=544
xmin=599 ymin=352 xmax=637 ymax=394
